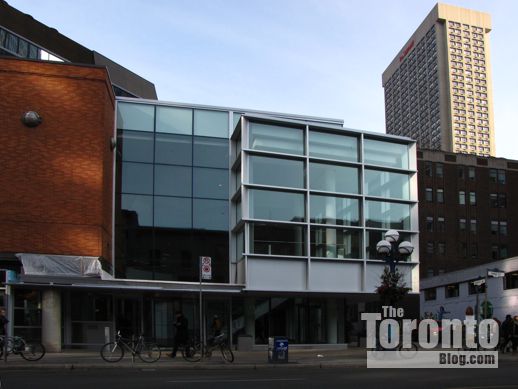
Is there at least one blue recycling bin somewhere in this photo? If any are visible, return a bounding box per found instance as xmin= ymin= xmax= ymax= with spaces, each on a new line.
xmin=268 ymin=336 xmax=288 ymax=363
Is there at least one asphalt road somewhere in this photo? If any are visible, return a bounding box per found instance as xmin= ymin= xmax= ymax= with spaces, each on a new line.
xmin=2 ymin=363 xmax=518 ymax=389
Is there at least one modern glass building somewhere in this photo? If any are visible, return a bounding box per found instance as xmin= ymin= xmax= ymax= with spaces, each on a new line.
xmin=111 ymin=98 xmax=419 ymax=346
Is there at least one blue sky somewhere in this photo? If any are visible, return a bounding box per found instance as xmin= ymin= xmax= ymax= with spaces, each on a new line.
xmin=9 ymin=0 xmax=518 ymax=159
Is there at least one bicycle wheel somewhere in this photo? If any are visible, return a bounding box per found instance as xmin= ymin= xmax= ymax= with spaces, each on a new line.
xmin=182 ymin=342 xmax=202 ymax=362
xmin=0 ymin=337 xmax=14 ymax=357
xmin=398 ymin=343 xmax=418 ymax=359
xmin=220 ymin=344 xmax=234 ymax=363
xmin=20 ymin=342 xmax=45 ymax=361
xmin=100 ymin=342 xmax=124 ymax=362
xmin=137 ymin=342 xmax=161 ymax=363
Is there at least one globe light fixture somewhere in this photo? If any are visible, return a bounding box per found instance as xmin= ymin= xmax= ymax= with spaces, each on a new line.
xmin=376 ymin=230 xmax=414 ymax=273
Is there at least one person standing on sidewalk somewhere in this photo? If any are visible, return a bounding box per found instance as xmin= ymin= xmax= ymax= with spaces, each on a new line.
xmin=170 ymin=311 xmax=188 ymax=358
xmin=0 ymin=309 xmax=8 ymax=336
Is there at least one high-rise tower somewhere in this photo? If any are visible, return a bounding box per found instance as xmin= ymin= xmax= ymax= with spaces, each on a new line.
xmin=383 ymin=3 xmax=494 ymax=157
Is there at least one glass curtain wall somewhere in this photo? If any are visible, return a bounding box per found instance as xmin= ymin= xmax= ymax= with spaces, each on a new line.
xmin=115 ymin=102 xmax=230 ymax=282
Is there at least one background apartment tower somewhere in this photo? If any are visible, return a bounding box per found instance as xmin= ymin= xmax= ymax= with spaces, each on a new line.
xmin=382 ymin=3 xmax=494 ymax=157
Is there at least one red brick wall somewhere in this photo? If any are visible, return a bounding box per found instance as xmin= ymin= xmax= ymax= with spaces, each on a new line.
xmin=0 ymin=58 xmax=115 ymax=263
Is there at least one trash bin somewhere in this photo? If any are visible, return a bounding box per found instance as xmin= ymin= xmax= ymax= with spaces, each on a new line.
xmin=268 ymin=336 xmax=288 ymax=363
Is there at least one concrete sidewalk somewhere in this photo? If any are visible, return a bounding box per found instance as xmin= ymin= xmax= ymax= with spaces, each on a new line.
xmin=0 ymin=348 xmax=367 ymax=370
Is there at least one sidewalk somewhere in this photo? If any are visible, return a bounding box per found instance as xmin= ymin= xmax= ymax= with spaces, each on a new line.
xmin=1 ymin=347 xmax=516 ymax=370
xmin=0 ymin=348 xmax=367 ymax=370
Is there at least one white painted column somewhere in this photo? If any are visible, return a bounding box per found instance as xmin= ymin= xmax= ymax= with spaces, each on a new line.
xmin=327 ymin=299 xmax=338 ymax=344
xmin=42 ymin=289 xmax=61 ymax=352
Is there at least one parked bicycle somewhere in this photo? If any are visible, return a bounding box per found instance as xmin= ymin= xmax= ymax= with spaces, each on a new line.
xmin=182 ymin=333 xmax=234 ymax=363
xmin=0 ymin=335 xmax=46 ymax=361
xmin=100 ymin=331 xmax=161 ymax=363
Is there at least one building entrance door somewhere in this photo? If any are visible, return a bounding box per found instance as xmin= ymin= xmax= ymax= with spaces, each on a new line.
xmin=115 ymin=297 xmax=141 ymax=338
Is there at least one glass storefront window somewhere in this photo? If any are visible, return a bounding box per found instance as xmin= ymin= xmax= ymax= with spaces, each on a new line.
xmin=249 ymin=155 xmax=304 ymax=188
xmin=119 ymin=131 xmax=154 ymax=163
xmin=193 ymin=137 xmax=229 ymax=169
xmin=193 ymin=168 xmax=228 ymax=200
xmin=363 ymin=139 xmax=409 ymax=169
xmin=249 ymin=122 xmax=304 ymax=155
xmin=365 ymin=200 xmax=411 ymax=230
xmin=117 ymin=102 xmax=154 ymax=132
xmin=194 ymin=110 xmax=228 ymax=138
xmin=233 ymin=112 xmax=243 ymax=132
xmin=309 ymin=162 xmax=359 ymax=194
xmin=309 ymin=131 xmax=358 ymax=162
xmin=310 ymin=227 xmax=361 ymax=259
xmin=250 ymin=223 xmax=306 ymax=256
xmin=154 ymin=165 xmax=192 ymax=197
xmin=122 ymin=162 xmax=153 ymax=195
xmin=154 ymin=196 xmax=192 ymax=229
xmin=310 ymin=195 xmax=359 ymax=226
xmin=249 ymin=189 xmax=305 ymax=222
xmin=364 ymin=169 xmax=411 ymax=200
xmin=193 ymin=199 xmax=229 ymax=231
xmin=156 ymin=106 xmax=192 ymax=135
xmin=155 ymin=133 xmax=192 ymax=165
xmin=121 ymin=194 xmax=153 ymax=227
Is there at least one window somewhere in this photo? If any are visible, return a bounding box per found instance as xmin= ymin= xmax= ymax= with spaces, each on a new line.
xmin=498 ymin=170 xmax=506 ymax=184
xmin=155 ymin=133 xmax=192 ymax=165
xmin=500 ymin=221 xmax=508 ymax=236
xmin=437 ymin=188 xmax=444 ymax=203
xmin=122 ymin=163 xmax=153 ymax=195
xmin=491 ymin=245 xmax=498 ymax=260
xmin=365 ymin=201 xmax=411 ymax=230
xmin=193 ymin=168 xmax=228 ymax=199
xmin=156 ymin=106 xmax=192 ymax=135
xmin=471 ymin=243 xmax=478 ymax=259
xmin=193 ymin=137 xmax=229 ymax=169
xmin=364 ymin=170 xmax=410 ymax=200
xmin=119 ymin=131 xmax=154 ymax=163
xmin=424 ymin=162 xmax=433 ymax=177
xmin=459 ymin=218 xmax=466 ymax=231
xmin=437 ymin=217 xmax=445 ymax=232
xmin=249 ymin=189 xmax=305 ymax=222
xmin=490 ymin=221 xmax=498 ymax=235
xmin=310 ymin=195 xmax=359 ymax=226
xmin=445 ymin=284 xmax=460 ymax=298
xmin=459 ymin=242 xmax=467 ymax=257
xmin=249 ymin=155 xmax=304 ymax=189
xmin=500 ymin=245 xmax=508 ymax=259
xmin=308 ymin=131 xmax=358 ymax=162
xmin=468 ymin=167 xmax=475 ymax=180
xmin=250 ymin=223 xmax=306 ymax=256
xmin=426 ymin=242 xmax=434 ymax=254
xmin=424 ymin=288 xmax=437 ymax=301
xmin=436 ymin=163 xmax=443 ymax=178
xmin=194 ymin=109 xmax=228 ymax=138
xmin=504 ymin=271 xmax=518 ymax=290
xmin=117 ymin=102 xmax=154 ymax=132
xmin=498 ymin=194 xmax=507 ymax=208
xmin=121 ymin=194 xmax=153 ymax=227
xmin=154 ymin=165 xmax=191 ymax=197
xmin=154 ymin=196 xmax=191 ymax=229
xmin=426 ymin=217 xmax=434 ymax=232
xmin=490 ymin=193 xmax=498 ymax=207
xmin=193 ymin=199 xmax=228 ymax=231
xmin=458 ymin=191 xmax=466 ymax=205
xmin=470 ymin=219 xmax=477 ymax=233
xmin=469 ymin=191 xmax=476 ymax=206
xmin=249 ymin=122 xmax=304 ymax=155
xmin=363 ymin=139 xmax=409 ymax=169
xmin=438 ymin=242 xmax=446 ymax=255
xmin=425 ymin=188 xmax=433 ymax=202
xmin=457 ymin=166 xmax=465 ymax=179
xmin=309 ymin=163 xmax=359 ymax=194
xmin=489 ymin=169 xmax=497 ymax=182
xmin=310 ymin=228 xmax=361 ymax=259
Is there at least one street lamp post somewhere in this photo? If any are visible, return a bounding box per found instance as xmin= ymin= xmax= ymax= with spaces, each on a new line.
xmin=376 ymin=230 xmax=414 ymax=274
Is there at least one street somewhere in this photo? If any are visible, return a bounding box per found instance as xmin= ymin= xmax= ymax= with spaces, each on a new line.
xmin=2 ymin=363 xmax=518 ymax=389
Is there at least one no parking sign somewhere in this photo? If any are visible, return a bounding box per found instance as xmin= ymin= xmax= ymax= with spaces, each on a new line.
xmin=200 ymin=256 xmax=212 ymax=280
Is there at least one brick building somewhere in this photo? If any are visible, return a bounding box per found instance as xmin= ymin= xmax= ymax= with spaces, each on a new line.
xmin=418 ymin=149 xmax=518 ymax=278
xmin=0 ymin=57 xmax=115 ymax=350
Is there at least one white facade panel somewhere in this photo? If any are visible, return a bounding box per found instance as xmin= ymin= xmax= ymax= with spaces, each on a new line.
xmin=246 ymin=258 xmax=306 ymax=291
xmin=309 ymin=261 xmax=362 ymax=292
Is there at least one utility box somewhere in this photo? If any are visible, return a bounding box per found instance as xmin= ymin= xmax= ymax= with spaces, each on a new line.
xmin=268 ymin=336 xmax=288 ymax=363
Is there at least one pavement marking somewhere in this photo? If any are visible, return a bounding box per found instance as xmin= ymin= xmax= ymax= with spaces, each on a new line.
xmin=167 ymin=378 xmax=305 ymax=383
xmin=449 ymin=386 xmax=518 ymax=389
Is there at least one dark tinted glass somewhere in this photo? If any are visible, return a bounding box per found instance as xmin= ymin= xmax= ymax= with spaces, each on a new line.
xmin=155 ymin=133 xmax=192 ymax=165
xmin=154 ymin=165 xmax=192 ymax=197
xmin=122 ymin=163 xmax=153 ymax=194
xmin=154 ymin=196 xmax=192 ymax=229
xmin=250 ymin=223 xmax=306 ymax=256
xmin=193 ymin=137 xmax=229 ymax=168
xmin=193 ymin=168 xmax=228 ymax=199
xmin=193 ymin=199 xmax=229 ymax=230
xmin=121 ymin=194 xmax=153 ymax=227
xmin=119 ymin=131 xmax=154 ymax=163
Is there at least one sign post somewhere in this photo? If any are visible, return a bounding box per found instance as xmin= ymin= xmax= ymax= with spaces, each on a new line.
xmin=199 ymin=257 xmax=211 ymax=355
